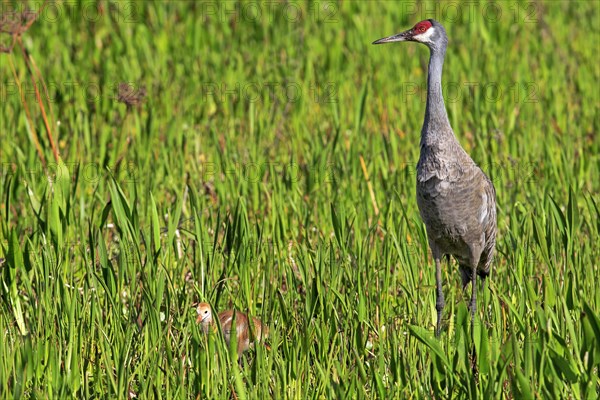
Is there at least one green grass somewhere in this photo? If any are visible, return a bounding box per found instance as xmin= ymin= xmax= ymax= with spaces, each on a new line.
xmin=1 ymin=0 xmax=599 ymax=398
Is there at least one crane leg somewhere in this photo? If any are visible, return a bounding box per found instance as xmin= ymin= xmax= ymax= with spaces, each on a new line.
xmin=468 ymin=244 xmax=483 ymax=332
xmin=435 ymin=256 xmax=444 ymax=337
xmin=470 ymin=264 xmax=477 ymax=331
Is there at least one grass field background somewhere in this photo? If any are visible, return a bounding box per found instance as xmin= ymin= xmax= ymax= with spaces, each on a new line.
xmin=1 ymin=0 xmax=599 ymax=398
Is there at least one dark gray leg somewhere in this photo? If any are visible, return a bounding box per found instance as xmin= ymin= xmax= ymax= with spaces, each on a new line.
xmin=470 ymin=263 xmax=477 ymax=331
xmin=435 ymin=256 xmax=444 ymax=337
xmin=468 ymin=244 xmax=483 ymax=331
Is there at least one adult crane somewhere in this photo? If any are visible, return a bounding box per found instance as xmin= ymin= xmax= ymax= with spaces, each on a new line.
xmin=373 ymin=20 xmax=497 ymax=336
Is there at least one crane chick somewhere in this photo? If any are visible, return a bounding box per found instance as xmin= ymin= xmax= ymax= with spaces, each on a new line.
xmin=196 ymin=302 xmax=269 ymax=356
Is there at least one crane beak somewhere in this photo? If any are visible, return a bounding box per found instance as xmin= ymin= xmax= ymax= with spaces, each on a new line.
xmin=196 ymin=314 xmax=210 ymax=324
xmin=372 ymin=30 xmax=412 ymax=44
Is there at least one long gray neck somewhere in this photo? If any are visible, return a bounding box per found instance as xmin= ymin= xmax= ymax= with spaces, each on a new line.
xmin=421 ymin=45 xmax=455 ymax=148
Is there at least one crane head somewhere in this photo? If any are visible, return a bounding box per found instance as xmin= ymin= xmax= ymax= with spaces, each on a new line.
xmin=195 ymin=302 xmax=214 ymax=325
xmin=373 ymin=19 xmax=446 ymax=48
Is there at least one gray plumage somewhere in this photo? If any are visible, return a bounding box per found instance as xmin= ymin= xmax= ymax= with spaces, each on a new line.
xmin=374 ymin=20 xmax=497 ymax=336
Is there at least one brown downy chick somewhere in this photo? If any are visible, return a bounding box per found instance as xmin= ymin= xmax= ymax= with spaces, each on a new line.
xmin=196 ymin=302 xmax=269 ymax=356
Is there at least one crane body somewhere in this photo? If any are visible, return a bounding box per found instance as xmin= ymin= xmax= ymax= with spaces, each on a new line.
xmin=374 ymin=20 xmax=497 ymax=336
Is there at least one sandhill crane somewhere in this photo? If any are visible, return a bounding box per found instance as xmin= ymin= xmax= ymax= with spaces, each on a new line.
xmin=373 ymin=20 xmax=497 ymax=336
xmin=196 ymin=302 xmax=269 ymax=357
